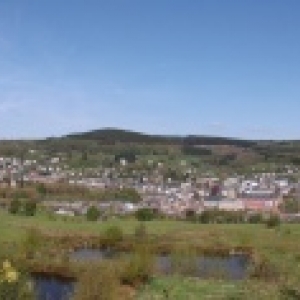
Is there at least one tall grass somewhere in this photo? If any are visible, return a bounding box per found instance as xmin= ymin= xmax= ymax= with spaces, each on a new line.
xmin=73 ymin=263 xmax=119 ymax=300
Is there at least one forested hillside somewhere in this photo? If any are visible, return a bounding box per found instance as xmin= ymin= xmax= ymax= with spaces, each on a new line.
xmin=0 ymin=128 xmax=300 ymax=172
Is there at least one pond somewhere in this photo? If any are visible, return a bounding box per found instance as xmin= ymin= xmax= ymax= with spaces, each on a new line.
xmin=156 ymin=254 xmax=248 ymax=280
xmin=32 ymin=273 xmax=74 ymax=300
xmin=70 ymin=248 xmax=249 ymax=280
xmin=70 ymin=247 xmax=119 ymax=260
xmin=30 ymin=249 xmax=248 ymax=299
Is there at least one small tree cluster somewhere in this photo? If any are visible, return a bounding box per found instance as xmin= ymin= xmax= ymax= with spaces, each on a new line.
xmin=265 ymin=214 xmax=281 ymax=228
xmin=248 ymin=213 xmax=264 ymax=224
xmin=9 ymin=199 xmax=37 ymax=217
xmin=102 ymin=225 xmax=124 ymax=247
xmin=198 ymin=210 xmax=246 ymax=224
xmin=135 ymin=208 xmax=155 ymax=221
xmin=86 ymin=206 xmax=100 ymax=221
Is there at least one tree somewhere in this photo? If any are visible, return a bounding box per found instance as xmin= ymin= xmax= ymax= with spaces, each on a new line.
xmin=36 ymin=183 xmax=47 ymax=196
xmin=135 ymin=208 xmax=155 ymax=221
xmin=9 ymin=199 xmax=21 ymax=214
xmin=248 ymin=213 xmax=263 ymax=224
xmin=185 ymin=209 xmax=197 ymax=221
xmin=81 ymin=150 xmax=88 ymax=161
xmin=199 ymin=210 xmax=211 ymax=224
xmin=103 ymin=225 xmax=123 ymax=247
xmin=265 ymin=214 xmax=281 ymax=228
xmin=86 ymin=206 xmax=100 ymax=221
xmin=280 ymin=198 xmax=300 ymax=214
xmin=23 ymin=200 xmax=37 ymax=216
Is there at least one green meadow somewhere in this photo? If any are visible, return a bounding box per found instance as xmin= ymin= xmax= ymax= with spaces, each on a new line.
xmin=0 ymin=210 xmax=299 ymax=299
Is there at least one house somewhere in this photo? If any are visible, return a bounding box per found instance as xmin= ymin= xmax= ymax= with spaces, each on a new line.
xmin=203 ymin=196 xmax=222 ymax=210
xmin=218 ymin=199 xmax=244 ymax=211
xmin=55 ymin=208 xmax=75 ymax=217
xmin=239 ymin=190 xmax=281 ymax=213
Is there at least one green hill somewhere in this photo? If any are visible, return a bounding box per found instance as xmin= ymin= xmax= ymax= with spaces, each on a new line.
xmin=0 ymin=128 xmax=300 ymax=172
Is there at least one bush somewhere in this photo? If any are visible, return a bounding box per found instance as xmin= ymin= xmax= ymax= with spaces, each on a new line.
xmin=103 ymin=226 xmax=124 ymax=247
xmin=121 ymin=246 xmax=154 ymax=286
xmin=280 ymin=283 xmax=300 ymax=299
xmin=86 ymin=206 xmax=100 ymax=221
xmin=185 ymin=209 xmax=197 ymax=222
xmin=198 ymin=210 xmax=247 ymax=224
xmin=9 ymin=199 xmax=21 ymax=214
xmin=248 ymin=213 xmax=263 ymax=224
xmin=36 ymin=183 xmax=47 ymax=196
xmin=249 ymin=257 xmax=279 ymax=281
xmin=265 ymin=214 xmax=281 ymax=228
xmin=74 ymin=263 xmax=119 ymax=300
xmin=135 ymin=208 xmax=155 ymax=221
xmin=23 ymin=200 xmax=37 ymax=216
xmin=199 ymin=210 xmax=211 ymax=224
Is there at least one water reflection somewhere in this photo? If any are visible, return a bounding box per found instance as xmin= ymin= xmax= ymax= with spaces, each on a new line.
xmin=156 ymin=254 xmax=248 ymax=280
xmin=71 ymin=248 xmax=249 ymax=280
xmin=33 ymin=273 xmax=74 ymax=300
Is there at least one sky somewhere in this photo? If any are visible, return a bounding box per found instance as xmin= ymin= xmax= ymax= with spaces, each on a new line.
xmin=0 ymin=0 xmax=299 ymax=140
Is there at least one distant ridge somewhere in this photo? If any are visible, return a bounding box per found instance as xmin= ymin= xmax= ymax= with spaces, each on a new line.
xmin=1 ymin=128 xmax=300 ymax=167
xmin=66 ymin=128 xmax=180 ymax=144
xmin=65 ymin=127 xmax=255 ymax=147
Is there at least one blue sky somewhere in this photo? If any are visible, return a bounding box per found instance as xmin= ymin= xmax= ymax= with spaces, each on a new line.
xmin=0 ymin=0 xmax=299 ymax=139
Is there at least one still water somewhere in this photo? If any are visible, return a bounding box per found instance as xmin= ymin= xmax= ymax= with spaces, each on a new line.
xmin=31 ymin=249 xmax=249 ymax=299
xmin=33 ymin=273 xmax=74 ymax=300
xmin=71 ymin=248 xmax=249 ymax=280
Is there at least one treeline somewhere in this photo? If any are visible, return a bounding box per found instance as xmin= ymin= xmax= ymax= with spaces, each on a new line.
xmin=37 ymin=183 xmax=142 ymax=202
xmin=0 ymin=183 xmax=142 ymax=203
xmin=183 ymin=136 xmax=255 ymax=148
xmin=0 ymin=187 xmax=38 ymax=200
xmin=181 ymin=145 xmax=212 ymax=156
xmin=191 ymin=209 xmax=280 ymax=227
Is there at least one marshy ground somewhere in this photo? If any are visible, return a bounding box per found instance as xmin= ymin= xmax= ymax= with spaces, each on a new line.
xmin=0 ymin=211 xmax=299 ymax=299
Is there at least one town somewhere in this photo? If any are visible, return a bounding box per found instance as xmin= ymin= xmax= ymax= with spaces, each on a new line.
xmin=1 ymin=150 xmax=299 ymax=222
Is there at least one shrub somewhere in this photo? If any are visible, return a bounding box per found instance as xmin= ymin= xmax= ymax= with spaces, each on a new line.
xmin=9 ymin=199 xmax=21 ymax=214
xmin=248 ymin=213 xmax=263 ymax=224
xmin=86 ymin=206 xmax=100 ymax=221
xmin=265 ymin=214 xmax=281 ymax=228
xmin=36 ymin=183 xmax=47 ymax=196
xmin=135 ymin=208 xmax=155 ymax=221
xmin=103 ymin=226 xmax=124 ymax=247
xmin=280 ymin=283 xmax=300 ymax=299
xmin=199 ymin=210 xmax=211 ymax=224
xmin=249 ymin=257 xmax=279 ymax=281
xmin=74 ymin=263 xmax=119 ymax=300
xmin=185 ymin=209 xmax=197 ymax=222
xmin=121 ymin=246 xmax=154 ymax=286
xmin=23 ymin=200 xmax=37 ymax=216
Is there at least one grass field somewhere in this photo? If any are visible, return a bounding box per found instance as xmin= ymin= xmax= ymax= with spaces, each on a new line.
xmin=0 ymin=210 xmax=299 ymax=299
xmin=1 ymin=210 xmax=300 ymax=250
